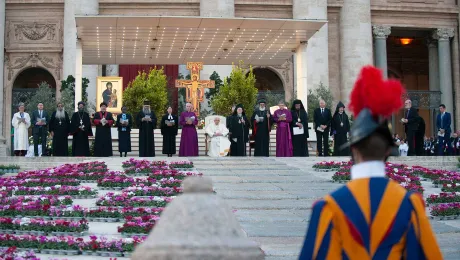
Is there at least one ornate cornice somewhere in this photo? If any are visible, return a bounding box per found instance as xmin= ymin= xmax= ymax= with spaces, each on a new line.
xmin=372 ymin=25 xmax=391 ymax=39
xmin=433 ymin=28 xmax=455 ymax=41
xmin=5 ymin=53 xmax=61 ymax=81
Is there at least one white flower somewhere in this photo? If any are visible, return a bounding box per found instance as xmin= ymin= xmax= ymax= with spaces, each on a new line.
xmin=54 ymin=185 xmax=61 ymax=188
xmin=394 ymin=168 xmax=399 ymax=173
xmin=44 ymin=187 xmax=51 ymax=191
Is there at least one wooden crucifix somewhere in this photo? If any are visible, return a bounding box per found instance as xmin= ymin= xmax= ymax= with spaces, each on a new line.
xmin=175 ymin=62 xmax=215 ymax=116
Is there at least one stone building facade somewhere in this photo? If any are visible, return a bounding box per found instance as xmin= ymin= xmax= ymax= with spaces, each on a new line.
xmin=0 ymin=0 xmax=459 ymax=154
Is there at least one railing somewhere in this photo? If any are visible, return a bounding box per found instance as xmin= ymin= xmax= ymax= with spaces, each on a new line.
xmin=403 ymin=91 xmax=442 ymax=109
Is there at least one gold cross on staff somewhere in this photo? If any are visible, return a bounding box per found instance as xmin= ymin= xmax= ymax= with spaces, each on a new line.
xmin=175 ymin=62 xmax=215 ymax=116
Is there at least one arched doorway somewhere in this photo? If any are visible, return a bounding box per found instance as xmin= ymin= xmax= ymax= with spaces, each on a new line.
xmin=11 ymin=67 xmax=56 ymax=155
xmin=250 ymin=68 xmax=285 ymax=104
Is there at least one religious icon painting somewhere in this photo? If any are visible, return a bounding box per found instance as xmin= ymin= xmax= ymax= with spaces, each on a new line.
xmin=96 ymin=76 xmax=123 ymax=113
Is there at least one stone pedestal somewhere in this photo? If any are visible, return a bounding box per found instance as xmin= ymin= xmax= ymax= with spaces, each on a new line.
xmin=293 ymin=0 xmax=328 ymax=106
xmin=200 ymin=0 xmax=234 ymax=17
xmin=340 ymin=0 xmax=373 ymax=104
xmin=434 ymin=28 xmax=454 ymax=114
xmin=372 ymin=25 xmax=391 ymax=79
xmin=131 ymin=176 xmax=264 ymax=260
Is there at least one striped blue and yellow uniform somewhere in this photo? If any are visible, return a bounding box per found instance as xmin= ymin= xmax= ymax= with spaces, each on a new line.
xmin=299 ymin=177 xmax=442 ymax=260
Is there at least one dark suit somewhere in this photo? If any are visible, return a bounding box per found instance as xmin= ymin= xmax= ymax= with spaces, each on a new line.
xmin=415 ymin=116 xmax=425 ymax=156
xmin=31 ymin=110 xmax=50 ymax=156
xmin=313 ymin=107 xmax=332 ymax=156
xmin=403 ymin=107 xmax=419 ymax=156
xmin=436 ymin=112 xmax=452 ymax=155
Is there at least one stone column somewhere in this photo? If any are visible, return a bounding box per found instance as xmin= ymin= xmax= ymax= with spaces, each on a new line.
xmin=295 ymin=43 xmax=308 ymax=106
xmin=372 ymin=25 xmax=391 ymax=78
xmin=106 ymin=65 xmax=119 ymax=76
xmin=293 ymin=0 xmax=328 ymax=107
xmin=63 ymin=0 xmax=99 ymax=111
xmin=0 ymin=0 xmax=6 ymax=153
xmin=427 ymin=39 xmax=440 ymax=135
xmin=434 ymin=28 xmax=454 ymax=115
xmin=200 ymin=0 xmax=234 ymax=17
xmin=75 ymin=40 xmax=83 ymax=111
xmin=340 ymin=0 xmax=373 ymax=104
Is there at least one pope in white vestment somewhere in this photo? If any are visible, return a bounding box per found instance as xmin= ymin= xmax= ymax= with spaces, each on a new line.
xmin=206 ymin=117 xmax=231 ymax=157
xmin=12 ymin=103 xmax=31 ymax=154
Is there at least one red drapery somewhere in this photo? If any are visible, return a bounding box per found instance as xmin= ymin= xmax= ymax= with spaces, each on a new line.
xmin=119 ymin=64 xmax=179 ymax=112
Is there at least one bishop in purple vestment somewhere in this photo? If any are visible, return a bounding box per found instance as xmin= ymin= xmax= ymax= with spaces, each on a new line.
xmin=179 ymin=103 xmax=199 ymax=156
xmin=273 ymin=101 xmax=293 ymax=157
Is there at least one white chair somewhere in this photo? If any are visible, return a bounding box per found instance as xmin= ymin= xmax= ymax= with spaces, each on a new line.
xmin=204 ymin=115 xmax=227 ymax=155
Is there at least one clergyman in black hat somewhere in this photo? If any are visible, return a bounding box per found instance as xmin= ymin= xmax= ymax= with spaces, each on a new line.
xmin=136 ymin=100 xmax=157 ymax=157
xmin=250 ymin=99 xmax=273 ymax=156
xmin=331 ymin=101 xmax=350 ymax=156
xmin=290 ymin=99 xmax=309 ymax=157
xmin=69 ymin=101 xmax=93 ymax=156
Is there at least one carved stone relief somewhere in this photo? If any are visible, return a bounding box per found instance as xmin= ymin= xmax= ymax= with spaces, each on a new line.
xmin=5 ymin=20 xmax=63 ymax=50
xmin=4 ymin=52 xmax=62 ymax=83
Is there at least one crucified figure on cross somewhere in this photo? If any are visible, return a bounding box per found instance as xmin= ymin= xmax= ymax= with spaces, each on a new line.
xmin=175 ymin=62 xmax=215 ymax=116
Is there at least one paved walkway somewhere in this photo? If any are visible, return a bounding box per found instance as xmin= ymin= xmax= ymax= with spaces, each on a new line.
xmin=5 ymin=156 xmax=459 ymax=259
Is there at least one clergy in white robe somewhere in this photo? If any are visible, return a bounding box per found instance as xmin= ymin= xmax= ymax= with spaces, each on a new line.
xmin=206 ymin=117 xmax=231 ymax=157
xmin=12 ymin=103 xmax=31 ymax=156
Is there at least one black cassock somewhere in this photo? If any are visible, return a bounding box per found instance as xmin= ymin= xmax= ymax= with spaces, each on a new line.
xmin=250 ymin=109 xmax=272 ymax=157
xmin=160 ymin=114 xmax=178 ymax=155
xmin=331 ymin=112 xmax=350 ymax=156
xmin=70 ymin=111 xmax=93 ymax=156
xmin=229 ymin=115 xmax=250 ymax=156
xmin=136 ymin=111 xmax=157 ymax=157
xmin=93 ymin=111 xmax=114 ymax=157
xmin=116 ymin=113 xmax=133 ymax=153
xmin=290 ymin=109 xmax=309 ymax=157
xmin=49 ymin=111 xmax=70 ymax=156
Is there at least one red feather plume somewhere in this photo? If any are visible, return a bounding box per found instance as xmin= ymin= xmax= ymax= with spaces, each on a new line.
xmin=349 ymin=66 xmax=406 ymax=118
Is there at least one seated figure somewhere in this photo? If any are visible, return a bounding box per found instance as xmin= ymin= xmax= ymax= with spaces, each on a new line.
xmin=205 ymin=116 xmax=231 ymax=157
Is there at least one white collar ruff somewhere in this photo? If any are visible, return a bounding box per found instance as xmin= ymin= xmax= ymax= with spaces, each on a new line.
xmin=351 ymin=161 xmax=386 ymax=180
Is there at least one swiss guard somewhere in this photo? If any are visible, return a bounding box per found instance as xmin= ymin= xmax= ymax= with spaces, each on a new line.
xmin=299 ymin=66 xmax=442 ymax=259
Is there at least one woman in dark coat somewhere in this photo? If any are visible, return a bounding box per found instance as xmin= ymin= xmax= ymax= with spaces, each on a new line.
xmin=290 ymin=99 xmax=309 ymax=157
xmin=116 ymin=106 xmax=133 ymax=157
xmin=160 ymin=106 xmax=178 ymax=157
xmin=228 ymin=104 xmax=250 ymax=156
xmin=331 ymin=101 xmax=350 ymax=156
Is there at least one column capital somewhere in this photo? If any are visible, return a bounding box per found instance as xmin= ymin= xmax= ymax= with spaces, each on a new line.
xmin=433 ymin=28 xmax=455 ymax=41
xmin=426 ymin=38 xmax=438 ymax=48
xmin=372 ymin=25 xmax=391 ymax=39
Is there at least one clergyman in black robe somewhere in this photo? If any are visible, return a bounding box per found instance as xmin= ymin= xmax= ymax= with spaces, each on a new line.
xmin=70 ymin=101 xmax=93 ymax=156
xmin=415 ymin=111 xmax=425 ymax=156
xmin=49 ymin=102 xmax=70 ymax=156
xmin=93 ymin=102 xmax=114 ymax=157
xmin=331 ymin=101 xmax=350 ymax=156
xmin=290 ymin=99 xmax=309 ymax=157
xmin=116 ymin=106 xmax=132 ymax=157
xmin=229 ymin=104 xmax=250 ymax=156
xmin=161 ymin=106 xmax=178 ymax=157
xmin=136 ymin=100 xmax=157 ymax=157
xmin=251 ymin=99 xmax=272 ymax=157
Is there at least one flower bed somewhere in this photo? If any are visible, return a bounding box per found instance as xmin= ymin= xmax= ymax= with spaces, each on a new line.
xmin=122 ymin=159 xmax=169 ymax=175
xmin=150 ymin=170 xmax=201 ymax=180
xmin=123 ymin=186 xmax=182 ymax=197
xmin=427 ymin=192 xmax=460 ymax=204
xmin=0 ymin=203 xmax=86 ymax=218
xmin=313 ymin=161 xmax=350 ymax=171
xmin=0 ymin=217 xmax=89 ymax=234
xmin=430 ymin=202 xmax=460 ymax=217
xmin=0 ymin=164 xmax=20 ymax=174
xmin=85 ymin=207 xmax=164 ymax=220
xmin=0 ymin=195 xmax=73 ymax=206
xmin=12 ymin=186 xmax=97 ymax=197
xmin=169 ymin=161 xmax=194 ymax=170
xmin=97 ymin=176 xmax=150 ymax=189
xmin=0 ymin=247 xmax=39 ymax=260
xmin=0 ymin=234 xmax=145 ymax=255
xmin=18 ymin=170 xmax=124 ymax=182
xmin=331 ymin=167 xmax=351 ymax=182
xmin=96 ymin=193 xmax=173 ymax=208
xmin=441 ymin=183 xmax=460 ymax=192
xmin=118 ymin=215 xmax=159 ymax=234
